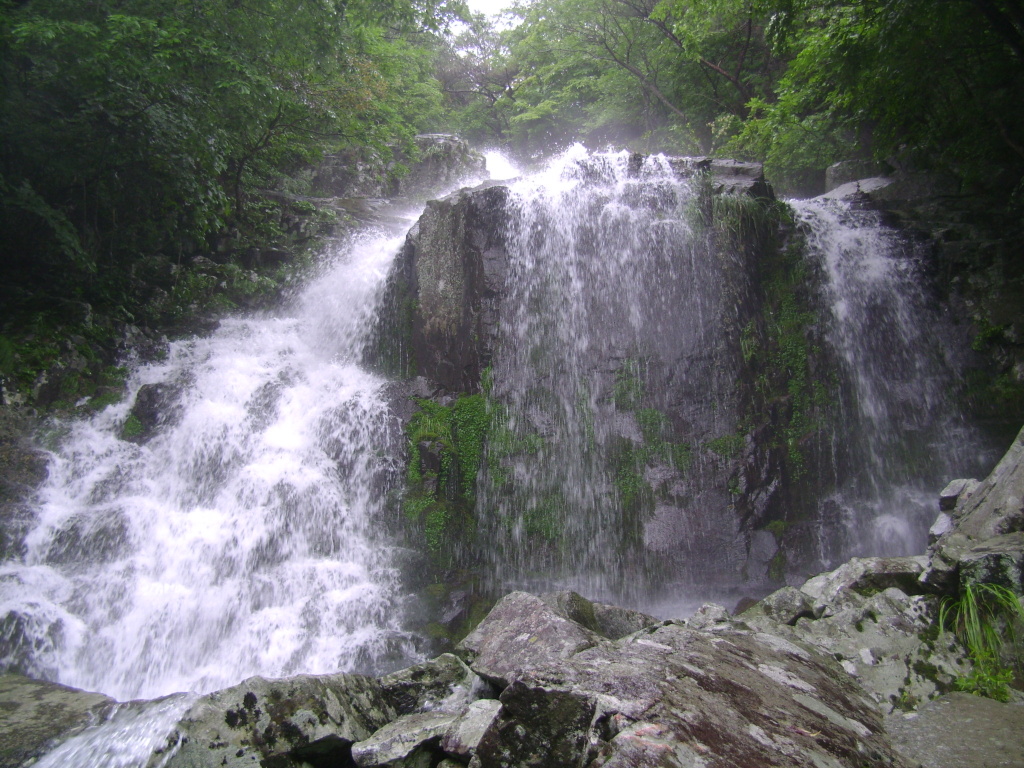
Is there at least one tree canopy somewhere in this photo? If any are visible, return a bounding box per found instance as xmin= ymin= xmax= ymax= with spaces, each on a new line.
xmin=0 ymin=0 xmax=464 ymax=302
xmin=440 ymin=0 xmax=1024 ymax=194
xmin=2 ymin=0 xmax=1022 ymax=323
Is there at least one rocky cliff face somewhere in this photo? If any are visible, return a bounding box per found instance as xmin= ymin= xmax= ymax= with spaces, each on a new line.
xmin=373 ymin=154 xmax=848 ymax=610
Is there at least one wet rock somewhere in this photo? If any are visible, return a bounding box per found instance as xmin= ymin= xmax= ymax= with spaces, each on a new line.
xmin=938 ymin=478 xmax=975 ymax=511
xmin=0 ymin=674 xmax=114 ymax=768
xmin=124 ymin=382 xmax=183 ymax=443
xmin=936 ymin=424 xmax=1024 ymax=541
xmin=352 ymin=710 xmax=457 ymax=768
xmin=928 ymin=512 xmax=954 ymax=544
xmin=924 ymin=425 xmax=1024 ymax=592
xmin=957 ymin=532 xmax=1024 ymax=591
xmin=455 ymin=591 xmax=605 ymax=688
xmin=669 ymin=157 xmax=775 ymax=198
xmin=740 ymin=585 xmax=817 ymax=626
xmin=744 ymin=585 xmax=967 ymax=714
xmin=885 ymin=692 xmax=1024 ymax=767
xmin=825 ymin=160 xmax=892 ymax=192
xmin=379 ymin=653 xmax=482 ymax=715
xmin=821 ymin=176 xmax=895 ymax=202
xmin=800 ymin=556 xmax=929 ymax=612
xmin=470 ymin=681 xmax=597 ymax=768
xmin=470 ymin=622 xmax=908 ymax=768
xmin=439 ymin=698 xmax=502 ymax=760
xmin=706 ymin=158 xmax=775 ymax=198
xmin=42 ymin=506 xmax=131 ymax=565
xmin=591 ymin=601 xmax=661 ymax=640
xmin=540 ymin=590 xmax=602 ymax=633
xmin=539 ymin=590 xmax=661 ymax=640
xmin=161 ymin=673 xmax=394 ymax=768
xmin=389 ymin=183 xmax=511 ymax=393
xmin=685 ymin=602 xmax=733 ymax=630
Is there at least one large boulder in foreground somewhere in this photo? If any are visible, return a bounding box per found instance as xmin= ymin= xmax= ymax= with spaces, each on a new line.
xmin=456 ymin=591 xmax=606 ymax=687
xmin=467 ymin=620 xmax=906 ymax=768
xmin=160 ymin=673 xmax=395 ymax=768
xmin=742 ymin=580 xmax=968 ymax=714
xmin=0 ymin=674 xmax=114 ymax=768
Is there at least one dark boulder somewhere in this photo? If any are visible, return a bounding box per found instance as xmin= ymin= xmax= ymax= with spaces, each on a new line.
xmin=123 ymin=381 xmax=184 ymax=443
xmin=467 ymin=621 xmax=908 ymax=768
xmin=160 ymin=673 xmax=395 ymax=768
xmin=385 ymin=182 xmax=511 ymax=392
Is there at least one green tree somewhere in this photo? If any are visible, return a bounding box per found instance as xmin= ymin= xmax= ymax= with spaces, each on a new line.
xmin=435 ymin=11 xmax=520 ymax=144
xmin=499 ymin=0 xmax=781 ymax=154
xmin=0 ymin=0 xmax=463 ymax=307
xmin=727 ymin=0 xmax=1024 ymax=190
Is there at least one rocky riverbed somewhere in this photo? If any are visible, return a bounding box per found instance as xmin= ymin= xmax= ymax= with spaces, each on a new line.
xmin=5 ymin=427 xmax=1024 ymax=767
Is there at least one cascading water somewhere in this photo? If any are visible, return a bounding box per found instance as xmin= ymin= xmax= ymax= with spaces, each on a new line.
xmin=0 ymin=226 xmax=420 ymax=706
xmin=0 ymin=146 xmax=998 ymax=763
xmin=477 ymin=148 xmax=748 ymax=606
xmin=793 ymin=195 xmax=987 ymax=564
xmin=460 ymin=149 xmax=989 ymax=610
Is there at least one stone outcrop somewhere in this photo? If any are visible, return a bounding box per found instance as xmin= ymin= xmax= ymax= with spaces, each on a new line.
xmin=390 ymin=182 xmax=511 ymax=393
xmin=923 ymin=424 xmax=1024 ymax=591
xmin=0 ymin=674 xmax=114 ymax=768
xmin=378 ymin=153 xmax=819 ymax=600
xmin=159 ymin=673 xmax=395 ymax=768
xmin=741 ymin=576 xmax=968 ymax=715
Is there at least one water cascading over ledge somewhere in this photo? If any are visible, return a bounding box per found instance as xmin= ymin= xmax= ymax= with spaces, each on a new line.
xmin=0 ymin=227 xmax=422 ymax=705
xmin=378 ymin=148 xmax=988 ymax=616
xmin=789 ymin=195 xmax=990 ymax=567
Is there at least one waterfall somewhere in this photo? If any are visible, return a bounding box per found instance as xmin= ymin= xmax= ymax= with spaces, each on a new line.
xmin=0 ymin=146 xmax=994 ymax=757
xmin=477 ymin=147 xmax=746 ymax=606
xmin=793 ymin=196 xmax=986 ymax=564
xmin=0 ymin=226 xmax=419 ymax=703
xmin=464 ymin=149 xmax=988 ymax=608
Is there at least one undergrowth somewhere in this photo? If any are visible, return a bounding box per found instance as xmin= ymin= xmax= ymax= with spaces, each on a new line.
xmin=939 ymin=582 xmax=1024 ymax=702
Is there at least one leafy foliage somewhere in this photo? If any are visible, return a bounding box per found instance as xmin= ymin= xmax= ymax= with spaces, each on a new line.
xmin=445 ymin=0 xmax=1023 ymax=196
xmin=0 ymin=0 xmax=463 ymax=310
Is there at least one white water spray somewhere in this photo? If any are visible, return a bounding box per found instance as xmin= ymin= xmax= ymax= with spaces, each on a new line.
xmin=793 ymin=196 xmax=981 ymax=560
xmin=0 ymin=227 xmax=417 ymax=703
